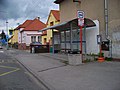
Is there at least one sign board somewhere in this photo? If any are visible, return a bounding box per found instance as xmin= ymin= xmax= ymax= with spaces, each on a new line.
xmin=77 ymin=10 xmax=84 ymax=26
xmin=101 ymin=41 xmax=109 ymax=51
xmin=97 ymin=35 xmax=102 ymax=44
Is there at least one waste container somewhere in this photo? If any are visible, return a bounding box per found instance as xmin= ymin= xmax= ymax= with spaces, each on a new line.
xmin=49 ymin=46 xmax=53 ymax=53
xmin=68 ymin=50 xmax=82 ymax=65
xmin=68 ymin=54 xmax=82 ymax=65
xmin=30 ymin=42 xmax=42 ymax=53
xmin=31 ymin=47 xmax=35 ymax=53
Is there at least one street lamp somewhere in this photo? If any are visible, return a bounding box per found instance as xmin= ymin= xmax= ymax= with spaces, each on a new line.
xmin=0 ymin=11 xmax=9 ymax=50
xmin=6 ymin=21 xmax=9 ymax=50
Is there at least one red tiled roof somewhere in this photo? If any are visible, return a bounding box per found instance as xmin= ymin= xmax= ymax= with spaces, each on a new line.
xmin=21 ymin=20 xmax=33 ymax=28
xmin=46 ymin=10 xmax=60 ymax=25
xmin=14 ymin=24 xmax=22 ymax=30
xmin=23 ymin=19 xmax=46 ymax=31
xmin=14 ymin=20 xmax=32 ymax=30
xmin=51 ymin=10 xmax=60 ymax=21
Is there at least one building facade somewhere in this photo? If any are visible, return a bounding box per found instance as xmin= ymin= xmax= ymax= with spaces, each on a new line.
xmin=42 ymin=10 xmax=60 ymax=45
xmin=9 ymin=26 xmax=21 ymax=46
xmin=18 ymin=18 xmax=46 ymax=50
xmin=54 ymin=0 xmax=120 ymax=57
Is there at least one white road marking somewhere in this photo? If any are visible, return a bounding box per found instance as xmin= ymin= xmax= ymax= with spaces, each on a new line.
xmin=0 ymin=51 xmax=4 ymax=53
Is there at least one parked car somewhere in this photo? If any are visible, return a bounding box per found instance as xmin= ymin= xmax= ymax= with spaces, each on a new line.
xmin=30 ymin=42 xmax=42 ymax=47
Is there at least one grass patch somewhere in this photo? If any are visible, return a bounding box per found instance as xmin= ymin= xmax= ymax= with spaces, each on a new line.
xmin=105 ymin=57 xmax=113 ymax=61
xmin=61 ymin=61 xmax=69 ymax=64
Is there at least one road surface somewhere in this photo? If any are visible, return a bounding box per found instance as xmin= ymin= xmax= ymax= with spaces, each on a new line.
xmin=0 ymin=49 xmax=47 ymax=90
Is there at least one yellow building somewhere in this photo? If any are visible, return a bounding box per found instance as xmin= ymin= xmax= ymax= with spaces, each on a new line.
xmin=9 ymin=25 xmax=20 ymax=45
xmin=42 ymin=10 xmax=60 ymax=45
xmin=12 ymin=29 xmax=19 ymax=44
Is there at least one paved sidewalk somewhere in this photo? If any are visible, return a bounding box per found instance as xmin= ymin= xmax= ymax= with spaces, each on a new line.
xmin=7 ymin=49 xmax=120 ymax=90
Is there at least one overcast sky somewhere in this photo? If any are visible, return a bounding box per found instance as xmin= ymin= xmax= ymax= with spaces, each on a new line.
xmin=0 ymin=0 xmax=59 ymax=33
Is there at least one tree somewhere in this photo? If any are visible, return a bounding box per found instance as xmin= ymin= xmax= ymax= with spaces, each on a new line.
xmin=0 ymin=30 xmax=7 ymax=41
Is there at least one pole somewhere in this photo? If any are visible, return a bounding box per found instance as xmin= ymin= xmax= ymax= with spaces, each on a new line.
xmin=70 ymin=23 xmax=73 ymax=51
xmin=52 ymin=29 xmax=54 ymax=53
xmin=100 ymin=44 xmax=102 ymax=57
xmin=98 ymin=35 xmax=105 ymax=62
xmin=0 ymin=11 xmax=9 ymax=49
xmin=80 ymin=26 xmax=83 ymax=61
xmin=104 ymin=0 xmax=108 ymax=38
xmin=6 ymin=21 xmax=9 ymax=50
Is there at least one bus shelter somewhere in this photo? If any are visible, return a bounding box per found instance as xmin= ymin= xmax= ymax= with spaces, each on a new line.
xmin=40 ymin=18 xmax=96 ymax=54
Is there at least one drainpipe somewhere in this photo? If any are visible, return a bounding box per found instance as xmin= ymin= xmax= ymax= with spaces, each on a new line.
xmin=104 ymin=0 xmax=108 ymax=38
xmin=52 ymin=29 xmax=55 ymax=54
xmin=104 ymin=0 xmax=112 ymax=58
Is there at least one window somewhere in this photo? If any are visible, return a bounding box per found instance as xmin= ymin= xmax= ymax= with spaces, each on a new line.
xmin=44 ymin=38 xmax=47 ymax=44
xmin=50 ymin=22 xmax=54 ymax=26
xmin=38 ymin=36 xmax=41 ymax=42
xmin=31 ymin=36 xmax=36 ymax=43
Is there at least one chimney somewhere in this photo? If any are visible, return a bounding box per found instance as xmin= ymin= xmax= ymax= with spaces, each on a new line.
xmin=36 ymin=17 xmax=40 ymax=20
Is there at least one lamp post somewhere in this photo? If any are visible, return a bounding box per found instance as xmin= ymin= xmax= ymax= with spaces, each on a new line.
xmin=6 ymin=21 xmax=9 ymax=50
xmin=0 ymin=11 xmax=9 ymax=50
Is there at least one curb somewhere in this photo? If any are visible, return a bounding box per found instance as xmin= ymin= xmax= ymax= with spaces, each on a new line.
xmin=6 ymin=49 xmax=55 ymax=90
xmin=41 ymin=54 xmax=68 ymax=61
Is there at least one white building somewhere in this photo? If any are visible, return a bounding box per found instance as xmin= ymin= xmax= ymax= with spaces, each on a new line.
xmin=18 ymin=18 xmax=46 ymax=50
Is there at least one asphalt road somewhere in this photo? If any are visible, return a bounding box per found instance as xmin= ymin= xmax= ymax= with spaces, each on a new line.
xmin=0 ymin=49 xmax=46 ymax=90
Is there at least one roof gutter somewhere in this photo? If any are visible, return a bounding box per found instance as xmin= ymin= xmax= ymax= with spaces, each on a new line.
xmin=54 ymin=0 xmax=64 ymax=4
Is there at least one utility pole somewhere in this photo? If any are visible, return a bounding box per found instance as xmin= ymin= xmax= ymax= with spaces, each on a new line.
xmin=6 ymin=21 xmax=9 ymax=50
xmin=0 ymin=11 xmax=9 ymax=50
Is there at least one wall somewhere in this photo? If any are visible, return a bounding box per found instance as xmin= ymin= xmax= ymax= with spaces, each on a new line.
xmin=86 ymin=20 xmax=99 ymax=54
xmin=13 ymin=30 xmax=19 ymax=43
xmin=24 ymin=31 xmax=41 ymax=46
xmin=60 ymin=0 xmax=104 ymax=32
xmin=46 ymin=12 xmax=60 ymax=43
xmin=18 ymin=30 xmax=41 ymax=46
xmin=109 ymin=20 xmax=120 ymax=58
xmin=59 ymin=0 xmax=120 ymax=36
xmin=59 ymin=0 xmax=120 ymax=57
xmin=42 ymin=35 xmax=47 ymax=45
xmin=10 ymin=30 xmax=19 ymax=44
xmin=108 ymin=0 xmax=120 ymax=22
xmin=60 ymin=0 xmax=77 ymax=22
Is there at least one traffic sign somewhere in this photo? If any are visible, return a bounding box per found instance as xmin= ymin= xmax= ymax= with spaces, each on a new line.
xmin=77 ymin=10 xmax=84 ymax=26
xmin=77 ymin=10 xmax=84 ymax=19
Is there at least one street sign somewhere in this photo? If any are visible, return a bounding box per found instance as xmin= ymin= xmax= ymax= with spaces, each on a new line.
xmin=78 ymin=18 xmax=84 ymax=27
xmin=77 ymin=10 xmax=84 ymax=26
xmin=77 ymin=10 xmax=84 ymax=19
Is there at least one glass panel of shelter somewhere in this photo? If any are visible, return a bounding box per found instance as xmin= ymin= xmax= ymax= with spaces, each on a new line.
xmin=59 ymin=28 xmax=86 ymax=54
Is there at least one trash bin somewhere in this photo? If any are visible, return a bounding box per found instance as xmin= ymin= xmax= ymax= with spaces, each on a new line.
xmin=49 ymin=46 xmax=53 ymax=53
xmin=67 ymin=50 xmax=82 ymax=65
xmin=68 ymin=54 xmax=82 ymax=65
xmin=30 ymin=42 xmax=42 ymax=53
xmin=31 ymin=47 xmax=35 ymax=53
